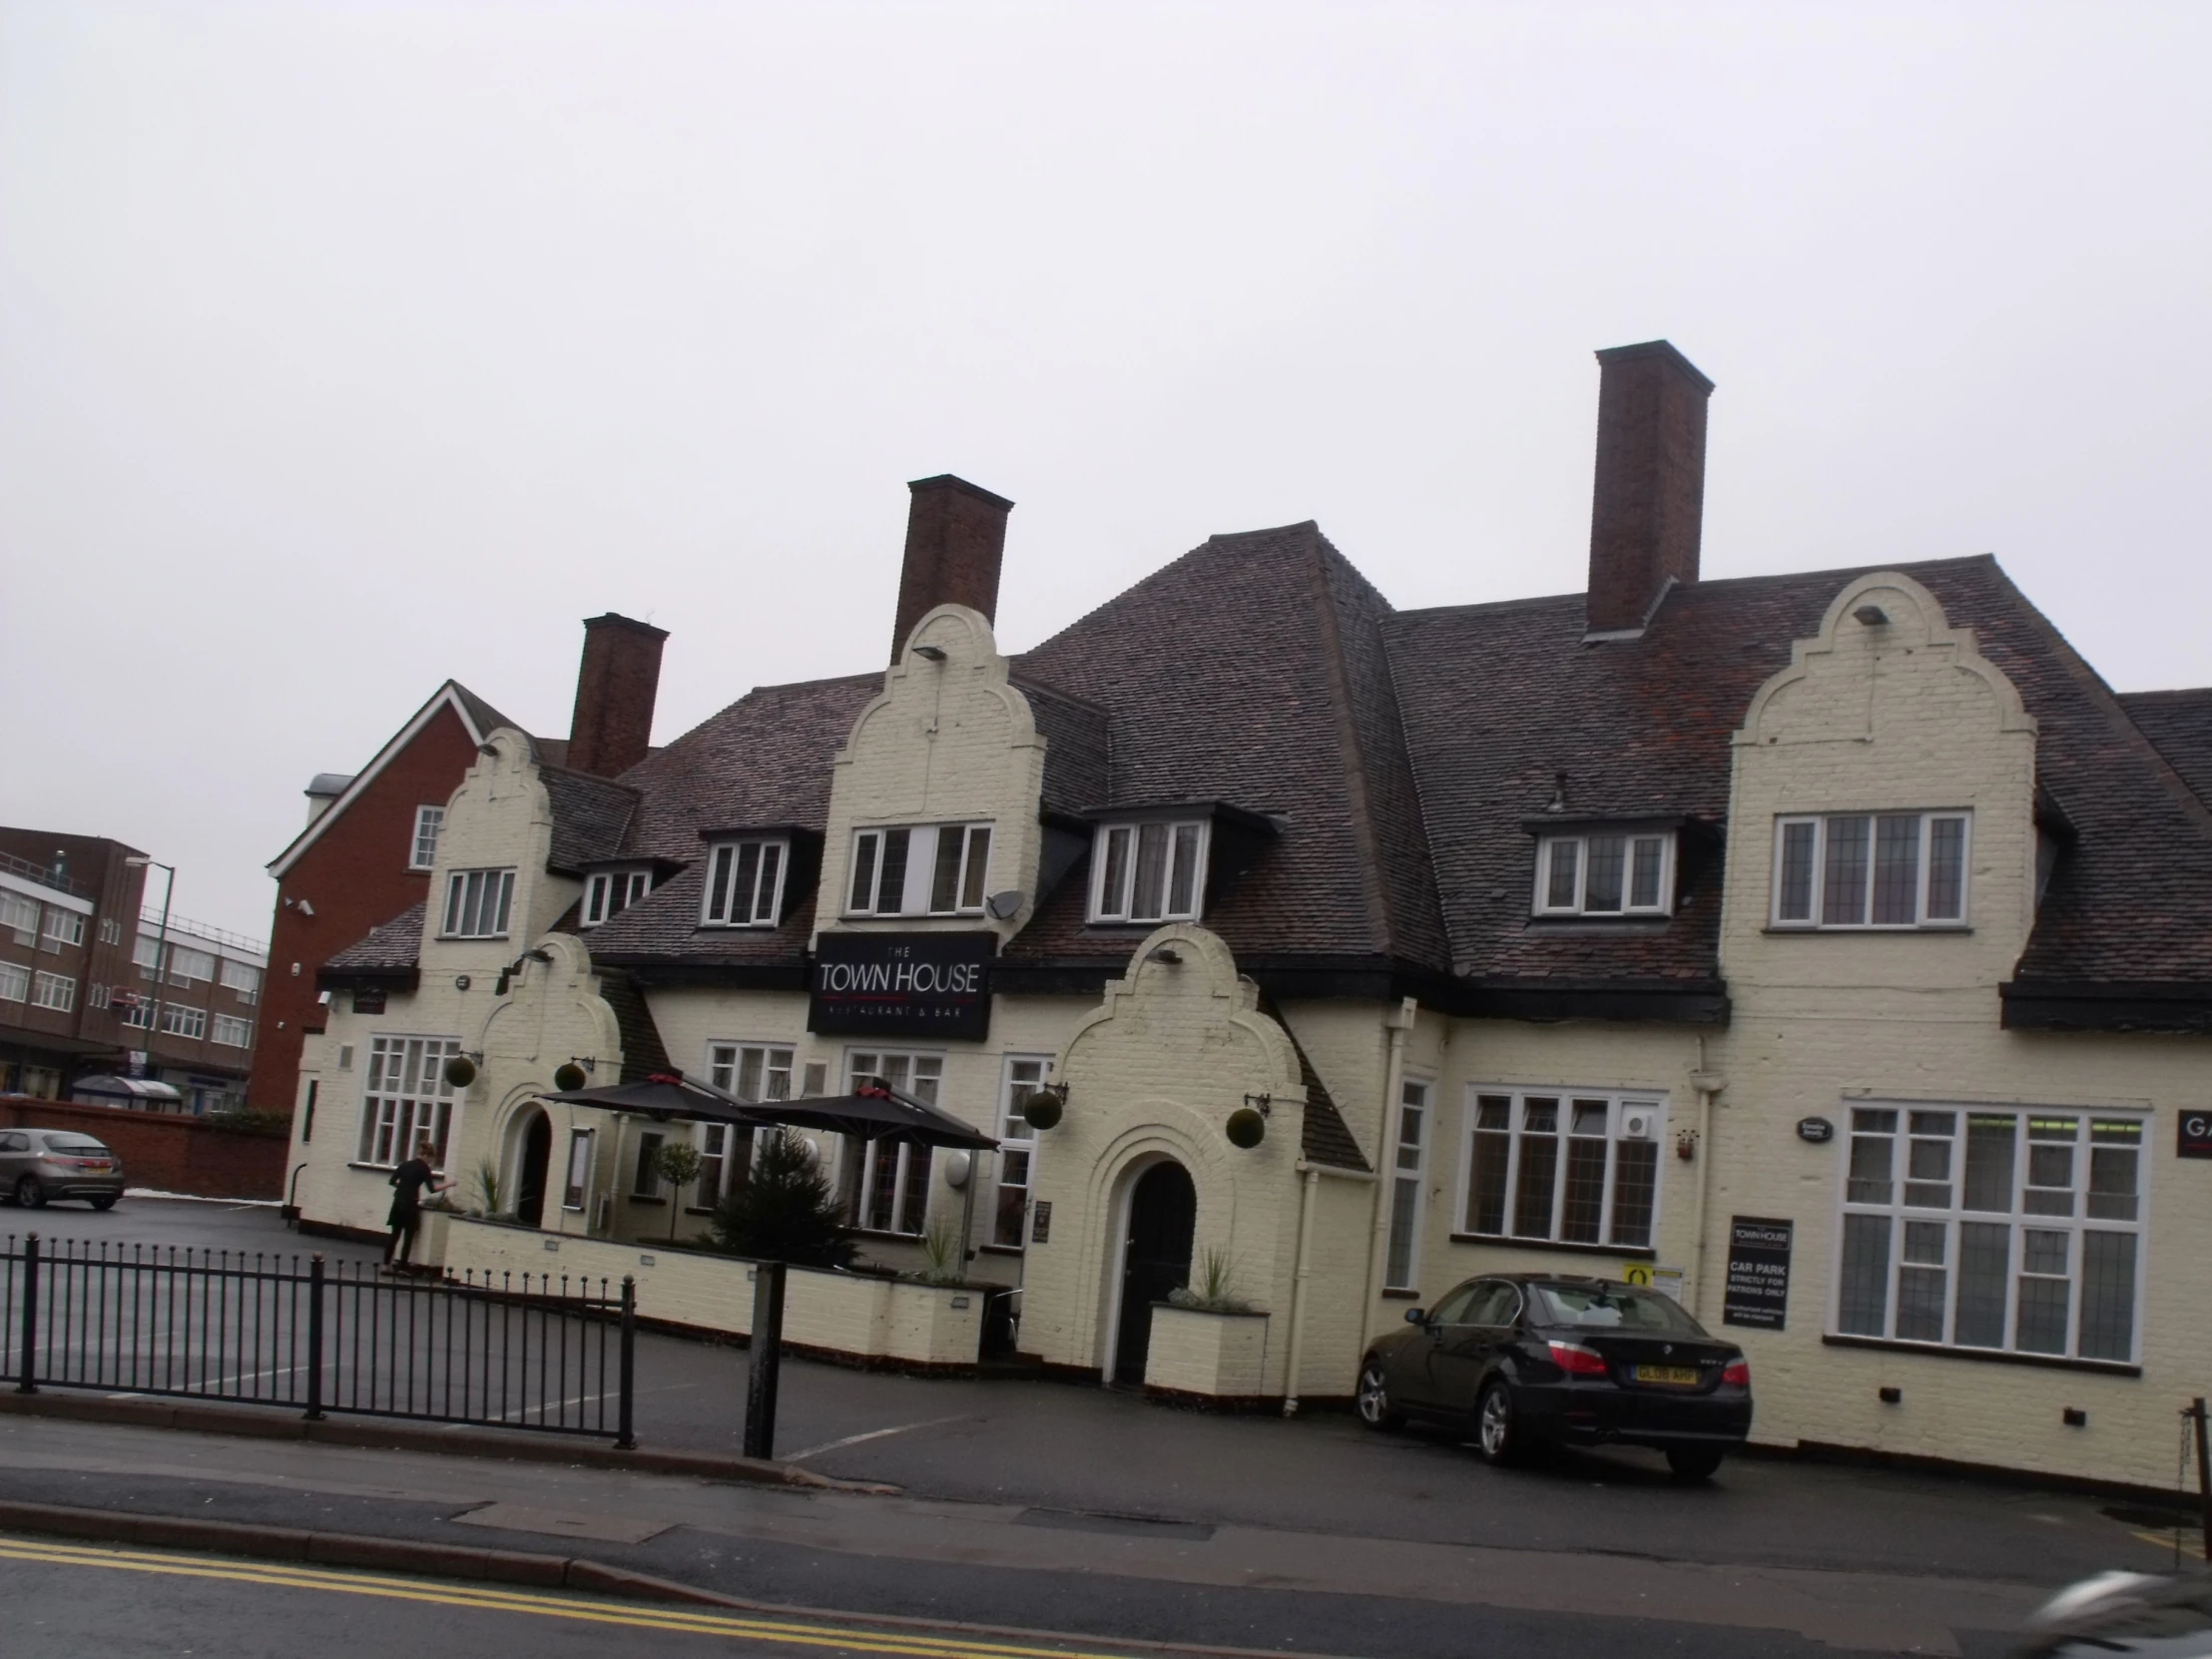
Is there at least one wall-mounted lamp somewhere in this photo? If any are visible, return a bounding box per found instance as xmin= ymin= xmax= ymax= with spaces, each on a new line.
xmin=913 ymin=644 xmax=947 ymax=662
xmin=1146 ymin=946 xmax=1183 ymax=965
xmin=1853 ymin=605 xmax=1890 ymax=627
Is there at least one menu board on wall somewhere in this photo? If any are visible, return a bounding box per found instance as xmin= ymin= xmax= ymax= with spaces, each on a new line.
xmin=1723 ymin=1216 xmax=1794 ymax=1331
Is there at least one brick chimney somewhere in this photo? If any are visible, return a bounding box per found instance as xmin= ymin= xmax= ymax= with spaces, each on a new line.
xmin=567 ymin=613 xmax=668 ymax=778
xmin=1585 ymin=340 xmax=1714 ymax=636
xmin=889 ymin=474 xmax=1014 ymax=661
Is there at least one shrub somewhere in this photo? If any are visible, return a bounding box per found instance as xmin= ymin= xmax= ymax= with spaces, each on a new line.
xmin=707 ymin=1131 xmax=855 ymax=1270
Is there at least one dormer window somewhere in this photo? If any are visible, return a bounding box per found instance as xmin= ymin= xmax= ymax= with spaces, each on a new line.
xmin=1090 ymin=819 xmax=1209 ymax=923
xmin=846 ymin=824 xmax=992 ymax=917
xmin=582 ymin=867 xmax=654 ymax=928
xmin=1772 ymin=812 xmax=1969 ymax=929
xmin=703 ymin=838 xmax=788 ymax=927
xmin=1534 ymin=830 xmax=1673 ymax=916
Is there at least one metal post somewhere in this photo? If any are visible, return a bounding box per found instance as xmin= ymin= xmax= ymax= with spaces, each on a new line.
xmin=2191 ymin=1396 xmax=2211 ymax=1567
xmin=16 ymin=1234 xmax=38 ymax=1393
xmin=743 ymin=1260 xmax=787 ymax=1460
xmin=616 ymin=1276 xmax=638 ymax=1449
xmin=304 ymin=1255 xmax=326 ymax=1420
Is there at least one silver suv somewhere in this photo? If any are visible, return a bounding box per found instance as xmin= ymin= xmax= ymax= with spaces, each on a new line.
xmin=0 ymin=1128 xmax=125 ymax=1210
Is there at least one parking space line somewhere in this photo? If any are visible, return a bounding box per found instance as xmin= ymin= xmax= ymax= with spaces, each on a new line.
xmin=785 ymin=1415 xmax=969 ymax=1462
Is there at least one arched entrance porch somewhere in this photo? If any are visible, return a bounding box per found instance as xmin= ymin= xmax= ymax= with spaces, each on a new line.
xmin=1111 ymin=1159 xmax=1197 ymax=1385
xmin=511 ymin=1106 xmax=553 ymax=1228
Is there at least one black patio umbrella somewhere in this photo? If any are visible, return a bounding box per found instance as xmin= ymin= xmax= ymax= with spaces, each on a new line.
xmin=742 ymin=1080 xmax=997 ymax=1150
xmin=540 ymin=1070 xmax=758 ymax=1127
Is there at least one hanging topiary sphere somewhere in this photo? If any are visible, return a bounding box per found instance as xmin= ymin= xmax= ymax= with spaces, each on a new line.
xmin=443 ymin=1054 xmax=478 ymax=1089
xmin=1225 ymin=1107 xmax=1266 ymax=1149
xmin=1021 ymin=1089 xmax=1063 ymax=1131
xmin=552 ymin=1062 xmax=587 ymax=1093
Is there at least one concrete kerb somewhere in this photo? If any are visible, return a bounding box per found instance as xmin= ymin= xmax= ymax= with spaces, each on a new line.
xmin=0 ymin=1389 xmax=897 ymax=1495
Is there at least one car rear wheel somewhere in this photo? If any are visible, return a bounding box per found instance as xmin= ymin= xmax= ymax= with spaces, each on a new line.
xmin=1356 ymin=1360 xmax=1402 ymax=1431
xmin=90 ymin=1195 xmax=119 ymax=1212
xmin=1474 ymin=1380 xmax=1527 ymax=1465
xmin=1665 ymin=1446 xmax=1725 ymax=1482
xmin=14 ymin=1176 xmax=45 ymax=1210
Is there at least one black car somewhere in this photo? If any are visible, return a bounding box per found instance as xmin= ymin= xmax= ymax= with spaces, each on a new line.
xmin=1357 ymin=1273 xmax=1753 ymax=1479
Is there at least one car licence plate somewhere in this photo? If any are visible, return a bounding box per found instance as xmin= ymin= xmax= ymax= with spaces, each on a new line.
xmin=1635 ymin=1365 xmax=1700 ymax=1386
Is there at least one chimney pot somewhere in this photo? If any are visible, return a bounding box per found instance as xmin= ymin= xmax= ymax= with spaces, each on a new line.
xmin=890 ymin=474 xmax=1013 ymax=662
xmin=1585 ymin=340 xmax=1713 ymax=636
xmin=567 ymin=613 xmax=668 ymax=777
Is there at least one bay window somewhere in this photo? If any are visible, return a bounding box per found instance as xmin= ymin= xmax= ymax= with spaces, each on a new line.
xmin=1834 ymin=1106 xmax=2143 ymax=1364
xmin=1773 ymin=812 xmax=1969 ymax=928
xmin=1089 ymin=820 xmax=1208 ymax=923
xmin=1458 ymin=1087 xmax=1663 ymax=1250
xmin=846 ymin=824 xmax=991 ymax=917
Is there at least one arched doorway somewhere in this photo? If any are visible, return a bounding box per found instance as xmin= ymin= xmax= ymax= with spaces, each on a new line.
xmin=515 ymin=1108 xmax=553 ymax=1228
xmin=1112 ymin=1160 xmax=1197 ymax=1385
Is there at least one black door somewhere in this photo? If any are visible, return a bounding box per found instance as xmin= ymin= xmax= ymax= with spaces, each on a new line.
xmin=517 ymin=1111 xmax=552 ymax=1228
xmin=1113 ymin=1161 xmax=1197 ymax=1384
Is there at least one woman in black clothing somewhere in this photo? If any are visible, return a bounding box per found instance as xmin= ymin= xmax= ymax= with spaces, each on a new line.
xmin=384 ymin=1136 xmax=450 ymax=1267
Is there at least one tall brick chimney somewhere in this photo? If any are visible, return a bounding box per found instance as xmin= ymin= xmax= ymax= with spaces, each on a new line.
xmin=1585 ymin=340 xmax=1714 ymax=636
xmin=889 ymin=474 xmax=1014 ymax=661
xmin=567 ymin=613 xmax=668 ymax=778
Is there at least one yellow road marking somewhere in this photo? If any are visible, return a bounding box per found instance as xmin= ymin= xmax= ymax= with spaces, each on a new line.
xmin=0 ymin=1535 xmax=1150 ymax=1657
xmin=2131 ymin=1528 xmax=2207 ymax=1560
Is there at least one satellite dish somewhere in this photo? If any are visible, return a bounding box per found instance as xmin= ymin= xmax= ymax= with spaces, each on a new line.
xmin=984 ymin=889 xmax=1025 ymax=921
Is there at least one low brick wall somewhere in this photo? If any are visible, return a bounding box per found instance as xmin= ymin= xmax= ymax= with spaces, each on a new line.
xmin=0 ymin=1095 xmax=289 ymax=1200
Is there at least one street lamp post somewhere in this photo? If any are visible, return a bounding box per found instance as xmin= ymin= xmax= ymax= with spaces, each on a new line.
xmin=123 ymin=856 xmax=175 ymax=1088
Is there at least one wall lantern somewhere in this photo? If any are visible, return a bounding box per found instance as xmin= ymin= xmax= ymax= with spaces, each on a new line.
xmin=443 ymin=1054 xmax=480 ymax=1089
xmin=1225 ymin=1107 xmax=1267 ymax=1149
xmin=1022 ymin=1085 xmax=1068 ymax=1131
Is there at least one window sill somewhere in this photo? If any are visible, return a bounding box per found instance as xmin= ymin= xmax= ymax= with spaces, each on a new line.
xmin=1763 ymin=925 xmax=1972 ymax=936
xmin=1449 ymin=1232 xmax=1657 ymax=1262
xmin=627 ymin=1195 xmax=667 ymax=1207
xmin=848 ymin=1226 xmax=927 ymax=1242
xmin=1821 ymin=1334 xmax=2139 ymax=1377
xmin=684 ymin=1206 xmax=718 ymax=1217
xmin=979 ymin=1243 xmax=1026 ymax=1257
xmin=1381 ymin=1288 xmax=1421 ymax=1300
xmin=435 ymin=935 xmax=512 ymax=943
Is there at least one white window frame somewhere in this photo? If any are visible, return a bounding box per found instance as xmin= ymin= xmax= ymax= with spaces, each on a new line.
xmin=709 ymin=1041 xmax=795 ymax=1103
xmin=844 ymin=1048 xmax=945 ymax=1234
xmin=701 ymin=838 xmax=790 ymax=928
xmin=159 ymin=1003 xmax=208 ymax=1040
xmin=562 ymin=1127 xmax=595 ymax=1211
xmin=1382 ymin=1076 xmax=1431 ymax=1291
xmin=118 ymin=994 xmax=151 ymax=1028
xmin=1533 ymin=830 xmax=1675 ymax=917
xmin=168 ymin=945 xmax=216 ymax=986
xmin=1831 ymin=1104 xmax=2147 ymax=1365
xmin=441 ymin=867 xmax=516 ymax=938
xmin=1771 ymin=812 xmax=1972 ymax=929
xmin=41 ymin=908 xmax=86 ymax=949
xmin=1455 ymin=1085 xmax=1667 ymax=1251
xmin=133 ymin=935 xmax=162 ymax=975
xmin=212 ymin=1013 xmax=254 ymax=1047
xmin=845 ymin=824 xmax=993 ymax=918
xmin=0 ymin=892 xmax=38 ymax=944
xmin=99 ymin=917 xmax=124 ymax=946
xmin=582 ymin=867 xmax=654 ymax=928
xmin=355 ymin=1034 xmax=462 ymax=1170
xmin=0 ymin=962 xmax=30 ymax=1003
xmin=993 ymin=1056 xmax=1053 ymax=1250
xmin=631 ymin=1129 xmax=668 ymax=1199
xmin=410 ymin=806 xmax=444 ymax=871
xmin=220 ymin=958 xmax=262 ymax=1002
xmin=1088 ymin=819 xmax=1210 ymax=923
xmin=31 ymin=971 xmax=76 ymax=1013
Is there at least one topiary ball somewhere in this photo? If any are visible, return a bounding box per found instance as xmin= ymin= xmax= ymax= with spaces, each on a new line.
xmin=1021 ymin=1089 xmax=1063 ymax=1131
xmin=552 ymin=1062 xmax=587 ymax=1093
xmin=443 ymin=1054 xmax=478 ymax=1089
xmin=1225 ymin=1107 xmax=1266 ymax=1149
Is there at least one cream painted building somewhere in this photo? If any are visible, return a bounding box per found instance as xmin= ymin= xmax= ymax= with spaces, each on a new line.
xmin=287 ymin=348 xmax=2212 ymax=1487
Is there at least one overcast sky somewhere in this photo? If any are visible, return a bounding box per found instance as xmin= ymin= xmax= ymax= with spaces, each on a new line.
xmin=3 ymin=3 xmax=2207 ymax=939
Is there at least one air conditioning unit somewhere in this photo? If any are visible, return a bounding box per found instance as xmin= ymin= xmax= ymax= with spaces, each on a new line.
xmin=1620 ymin=1106 xmax=1659 ymax=1141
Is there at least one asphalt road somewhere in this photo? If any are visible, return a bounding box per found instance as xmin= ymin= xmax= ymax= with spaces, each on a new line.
xmin=2 ymin=1198 xmax=2190 ymax=1656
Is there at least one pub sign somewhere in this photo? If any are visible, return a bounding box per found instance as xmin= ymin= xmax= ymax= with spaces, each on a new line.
xmin=809 ymin=931 xmax=993 ymax=1040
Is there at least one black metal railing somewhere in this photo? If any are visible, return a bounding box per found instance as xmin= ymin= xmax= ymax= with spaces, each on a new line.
xmin=3 ymin=1235 xmax=635 ymax=1443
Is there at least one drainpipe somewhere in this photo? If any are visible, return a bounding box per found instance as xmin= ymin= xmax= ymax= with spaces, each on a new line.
xmin=1685 ymin=1037 xmax=1728 ymax=1319
xmin=1356 ymin=997 xmax=1419 ymax=1356
xmin=1281 ymin=1165 xmax=1322 ymax=1416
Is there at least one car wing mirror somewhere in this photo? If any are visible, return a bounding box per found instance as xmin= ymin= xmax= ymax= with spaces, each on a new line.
xmin=1404 ymin=1307 xmax=1427 ymax=1326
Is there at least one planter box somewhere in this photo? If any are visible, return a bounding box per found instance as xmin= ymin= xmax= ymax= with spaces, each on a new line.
xmin=426 ymin=1215 xmax=982 ymax=1373
xmin=1144 ymin=1305 xmax=1274 ymax=1409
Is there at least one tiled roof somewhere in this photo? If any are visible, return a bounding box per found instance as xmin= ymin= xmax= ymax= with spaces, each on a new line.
xmin=323 ymin=902 xmax=424 ymax=973
xmin=1012 ymin=677 xmax=1110 ymax=821
xmin=2119 ymin=689 xmax=2212 ymax=813
xmin=540 ymin=767 xmax=640 ymax=874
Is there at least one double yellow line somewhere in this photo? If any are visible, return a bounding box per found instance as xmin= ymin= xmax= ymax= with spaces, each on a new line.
xmin=0 ymin=1534 xmax=1134 ymax=1657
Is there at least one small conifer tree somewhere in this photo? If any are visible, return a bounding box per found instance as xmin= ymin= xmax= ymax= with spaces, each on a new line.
xmin=709 ymin=1131 xmax=856 ymax=1269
